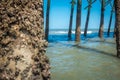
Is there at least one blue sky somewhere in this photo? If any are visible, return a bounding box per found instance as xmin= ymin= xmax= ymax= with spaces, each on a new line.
xmin=44 ymin=0 xmax=115 ymax=30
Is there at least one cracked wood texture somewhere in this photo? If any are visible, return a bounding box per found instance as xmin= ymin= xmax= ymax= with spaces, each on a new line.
xmin=0 ymin=0 xmax=50 ymax=80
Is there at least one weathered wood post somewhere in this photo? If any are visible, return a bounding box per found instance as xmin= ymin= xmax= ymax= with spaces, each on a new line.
xmin=115 ymin=0 xmax=120 ymax=57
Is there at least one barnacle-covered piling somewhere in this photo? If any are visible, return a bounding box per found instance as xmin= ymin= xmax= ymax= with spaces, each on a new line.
xmin=0 ymin=0 xmax=50 ymax=80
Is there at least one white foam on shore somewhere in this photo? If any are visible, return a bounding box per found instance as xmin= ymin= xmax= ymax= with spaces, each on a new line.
xmin=49 ymin=30 xmax=93 ymax=35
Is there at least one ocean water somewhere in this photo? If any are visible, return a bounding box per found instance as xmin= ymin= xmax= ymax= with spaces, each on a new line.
xmin=48 ymin=29 xmax=114 ymax=42
xmin=46 ymin=29 xmax=120 ymax=80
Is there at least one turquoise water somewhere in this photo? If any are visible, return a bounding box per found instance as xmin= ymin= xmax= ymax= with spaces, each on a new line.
xmin=46 ymin=38 xmax=120 ymax=80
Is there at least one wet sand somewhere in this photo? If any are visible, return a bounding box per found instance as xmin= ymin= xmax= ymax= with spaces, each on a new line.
xmin=46 ymin=38 xmax=120 ymax=80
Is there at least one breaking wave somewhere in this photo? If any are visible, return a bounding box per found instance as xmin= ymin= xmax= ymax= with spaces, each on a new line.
xmin=49 ymin=30 xmax=93 ymax=35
